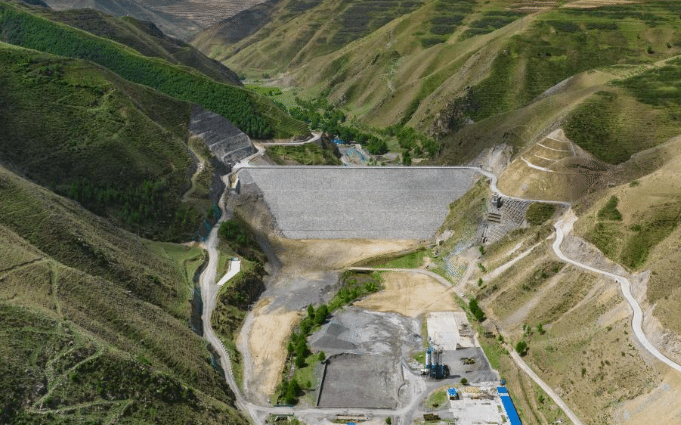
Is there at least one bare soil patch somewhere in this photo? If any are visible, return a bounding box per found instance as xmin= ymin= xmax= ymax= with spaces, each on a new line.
xmin=354 ymin=272 xmax=460 ymax=317
xmin=246 ymin=302 xmax=302 ymax=397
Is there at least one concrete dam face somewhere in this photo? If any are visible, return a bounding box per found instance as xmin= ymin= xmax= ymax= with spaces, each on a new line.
xmin=237 ymin=167 xmax=478 ymax=239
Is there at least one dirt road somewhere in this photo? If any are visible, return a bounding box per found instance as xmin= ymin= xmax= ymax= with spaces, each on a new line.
xmin=552 ymin=213 xmax=681 ymax=374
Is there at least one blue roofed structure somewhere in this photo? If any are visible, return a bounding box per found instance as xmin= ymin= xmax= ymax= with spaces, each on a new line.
xmin=497 ymin=386 xmax=521 ymax=425
xmin=447 ymin=388 xmax=458 ymax=399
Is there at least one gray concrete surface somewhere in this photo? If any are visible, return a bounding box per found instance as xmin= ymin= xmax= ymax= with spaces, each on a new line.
xmin=442 ymin=347 xmax=498 ymax=383
xmin=310 ymin=307 xmax=422 ymax=357
xmin=237 ymin=167 xmax=477 ymax=239
xmin=317 ymin=353 xmax=401 ymax=409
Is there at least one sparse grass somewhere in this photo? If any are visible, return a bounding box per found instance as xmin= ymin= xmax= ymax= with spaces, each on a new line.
xmin=375 ymin=248 xmax=427 ymax=269
xmin=266 ymin=143 xmax=342 ymax=165
xmin=525 ymin=203 xmax=556 ymax=226
xmin=425 ymin=387 xmax=448 ymax=409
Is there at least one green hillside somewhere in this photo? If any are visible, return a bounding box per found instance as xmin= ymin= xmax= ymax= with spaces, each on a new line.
xmin=0 ymin=43 xmax=205 ymax=240
xmin=0 ymin=1 xmax=307 ymax=139
xmin=195 ymin=0 xmax=681 ymax=164
xmin=0 ymin=164 xmax=247 ymax=424
xmin=32 ymin=7 xmax=242 ymax=85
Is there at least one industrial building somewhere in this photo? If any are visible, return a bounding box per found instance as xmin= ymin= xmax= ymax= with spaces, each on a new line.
xmin=497 ymin=386 xmax=522 ymax=425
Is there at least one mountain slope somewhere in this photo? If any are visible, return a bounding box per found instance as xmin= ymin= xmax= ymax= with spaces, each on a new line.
xmin=42 ymin=0 xmax=266 ymax=40
xmin=0 ymin=43 xmax=203 ymax=241
xmin=32 ymin=6 xmax=241 ymax=85
xmin=0 ymin=163 xmax=248 ymax=424
xmin=0 ymin=1 xmax=307 ymax=139
xmin=194 ymin=0 xmax=681 ymax=165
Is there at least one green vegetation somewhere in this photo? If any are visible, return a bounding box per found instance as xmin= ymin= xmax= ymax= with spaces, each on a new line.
xmin=426 ymin=0 xmax=474 ymax=42
xmin=328 ymin=271 xmax=382 ymax=312
xmin=276 ymin=271 xmax=382 ymax=405
xmin=526 ymin=203 xmax=557 ymax=226
xmin=597 ymin=196 xmax=623 ymax=221
xmin=376 ymin=248 xmax=427 ymax=269
xmin=460 ymin=377 xmax=468 ymax=385
xmin=620 ymin=202 xmax=681 ymax=269
xmin=289 ymin=96 xmax=438 ymax=157
xmin=425 ymin=388 xmax=448 ymax=408
xmin=218 ymin=219 xmax=267 ymax=263
xmin=0 ymin=2 xmax=306 ymax=138
xmin=521 ymin=262 xmax=564 ymax=292
xmin=0 ymin=44 xmax=206 ymax=240
xmin=35 ymin=7 xmax=241 ymax=85
xmin=469 ymin=298 xmax=485 ymax=322
xmin=515 ymin=340 xmax=528 ymax=356
xmin=266 ymin=142 xmax=342 ymax=165
xmin=617 ymin=58 xmax=681 ymax=107
xmin=460 ymin=10 xmax=527 ymax=40
xmin=0 ymin=165 xmax=247 ymax=424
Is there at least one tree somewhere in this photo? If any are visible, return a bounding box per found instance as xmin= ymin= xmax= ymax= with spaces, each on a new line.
xmin=314 ymin=304 xmax=328 ymax=325
xmin=385 ymin=417 xmax=392 ymax=424
xmin=307 ymin=304 xmax=314 ymax=318
xmin=460 ymin=377 xmax=468 ymax=385
xmin=537 ymin=323 xmax=545 ymax=335
xmin=469 ymin=299 xmax=485 ymax=322
xmin=538 ymin=394 xmax=545 ymax=404
xmin=402 ymin=151 xmax=411 ymax=166
xmin=318 ymin=351 xmax=326 ymax=362
xmin=515 ymin=340 xmax=528 ymax=356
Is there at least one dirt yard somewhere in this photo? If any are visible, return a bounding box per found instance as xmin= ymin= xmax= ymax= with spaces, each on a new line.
xmin=275 ymin=239 xmax=420 ymax=272
xmin=354 ymin=272 xmax=460 ymax=317
xmin=241 ymin=299 xmax=302 ymax=398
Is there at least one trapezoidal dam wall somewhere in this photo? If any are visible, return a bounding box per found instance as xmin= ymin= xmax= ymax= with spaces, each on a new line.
xmin=237 ymin=167 xmax=478 ymax=239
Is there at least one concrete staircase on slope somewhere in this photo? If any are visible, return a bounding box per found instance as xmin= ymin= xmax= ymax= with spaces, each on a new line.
xmin=190 ymin=104 xmax=256 ymax=170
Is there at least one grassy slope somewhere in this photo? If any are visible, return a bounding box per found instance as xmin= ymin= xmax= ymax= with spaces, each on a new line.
xmin=0 ymin=43 xmax=203 ymax=241
xmin=196 ymin=0 xmax=681 ymax=164
xmin=439 ymin=187 xmax=658 ymax=424
xmin=265 ymin=141 xmax=342 ymax=165
xmin=0 ymin=1 xmax=307 ymax=139
xmin=0 ymin=164 xmax=247 ymax=424
xmin=573 ymin=134 xmax=681 ymax=336
xmin=33 ymin=7 xmax=242 ymax=85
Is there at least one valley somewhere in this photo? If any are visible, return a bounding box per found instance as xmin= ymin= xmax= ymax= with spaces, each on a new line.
xmin=3 ymin=1 xmax=681 ymax=424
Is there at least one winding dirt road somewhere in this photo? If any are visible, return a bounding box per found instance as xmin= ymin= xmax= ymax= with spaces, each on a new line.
xmin=552 ymin=214 xmax=681 ymax=374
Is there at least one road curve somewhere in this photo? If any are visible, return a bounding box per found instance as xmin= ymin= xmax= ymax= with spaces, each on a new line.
xmin=552 ymin=217 xmax=681 ymax=374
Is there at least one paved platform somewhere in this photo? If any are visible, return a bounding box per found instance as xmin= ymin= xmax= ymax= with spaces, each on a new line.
xmin=237 ymin=167 xmax=478 ymax=239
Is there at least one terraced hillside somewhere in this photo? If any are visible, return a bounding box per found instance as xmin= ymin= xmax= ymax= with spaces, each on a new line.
xmin=42 ymin=0 xmax=266 ymax=40
xmin=0 ymin=163 xmax=248 ymax=424
xmin=31 ymin=7 xmax=242 ymax=84
xmin=194 ymin=0 xmax=681 ymax=166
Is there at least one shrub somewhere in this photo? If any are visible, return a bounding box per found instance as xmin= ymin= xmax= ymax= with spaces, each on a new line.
xmin=597 ymin=196 xmax=623 ymax=221
xmin=515 ymin=340 xmax=528 ymax=355
xmin=526 ymin=203 xmax=556 ymax=225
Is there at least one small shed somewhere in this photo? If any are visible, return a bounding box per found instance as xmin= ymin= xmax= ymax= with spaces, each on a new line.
xmin=447 ymin=388 xmax=459 ymax=400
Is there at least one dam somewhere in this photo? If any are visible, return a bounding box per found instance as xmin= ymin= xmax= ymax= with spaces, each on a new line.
xmin=236 ymin=167 xmax=479 ymax=239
